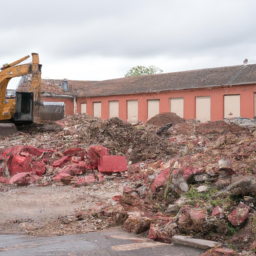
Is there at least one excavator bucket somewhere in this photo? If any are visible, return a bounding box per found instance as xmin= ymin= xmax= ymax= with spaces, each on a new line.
xmin=0 ymin=123 xmax=17 ymax=137
xmin=13 ymin=92 xmax=33 ymax=123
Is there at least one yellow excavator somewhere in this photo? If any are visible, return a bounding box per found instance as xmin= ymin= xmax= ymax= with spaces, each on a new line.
xmin=0 ymin=53 xmax=42 ymax=135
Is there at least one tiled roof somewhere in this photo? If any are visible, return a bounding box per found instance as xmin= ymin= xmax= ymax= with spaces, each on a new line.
xmin=16 ymin=76 xmax=96 ymax=96
xmin=16 ymin=64 xmax=256 ymax=98
xmin=77 ymin=64 xmax=256 ymax=97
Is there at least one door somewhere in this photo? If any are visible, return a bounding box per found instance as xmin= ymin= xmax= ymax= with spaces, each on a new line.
xmin=224 ymin=95 xmax=240 ymax=118
xmin=81 ymin=103 xmax=87 ymax=114
xmin=170 ymin=98 xmax=184 ymax=118
xmin=148 ymin=99 xmax=159 ymax=119
xmin=127 ymin=100 xmax=138 ymax=123
xmin=196 ymin=96 xmax=211 ymax=122
xmin=109 ymin=101 xmax=119 ymax=118
xmin=93 ymin=102 xmax=101 ymax=118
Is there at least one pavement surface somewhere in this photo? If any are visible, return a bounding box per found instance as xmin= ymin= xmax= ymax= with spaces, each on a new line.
xmin=0 ymin=228 xmax=205 ymax=256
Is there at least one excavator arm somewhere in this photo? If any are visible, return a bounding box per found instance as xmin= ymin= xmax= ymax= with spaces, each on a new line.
xmin=0 ymin=53 xmax=42 ymax=121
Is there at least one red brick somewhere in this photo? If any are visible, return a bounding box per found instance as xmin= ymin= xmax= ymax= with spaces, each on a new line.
xmin=98 ymin=156 xmax=127 ymax=173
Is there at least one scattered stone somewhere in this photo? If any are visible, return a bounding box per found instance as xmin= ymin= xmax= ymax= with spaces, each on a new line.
xmin=123 ymin=215 xmax=151 ymax=234
xmin=165 ymin=204 xmax=180 ymax=214
xmin=197 ymin=185 xmax=208 ymax=192
xmin=201 ymin=247 xmax=239 ymax=256
xmin=228 ymin=202 xmax=250 ymax=227
xmin=211 ymin=206 xmax=223 ymax=217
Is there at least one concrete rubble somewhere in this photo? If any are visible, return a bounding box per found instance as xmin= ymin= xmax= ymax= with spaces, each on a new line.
xmin=2 ymin=113 xmax=256 ymax=254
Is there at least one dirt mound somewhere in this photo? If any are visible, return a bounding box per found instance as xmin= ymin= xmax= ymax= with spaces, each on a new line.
xmin=146 ymin=112 xmax=184 ymax=127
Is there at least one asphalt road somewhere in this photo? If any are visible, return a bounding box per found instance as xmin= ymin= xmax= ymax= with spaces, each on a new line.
xmin=0 ymin=228 xmax=205 ymax=256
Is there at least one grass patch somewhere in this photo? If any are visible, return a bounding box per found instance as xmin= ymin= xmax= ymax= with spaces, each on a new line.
xmin=185 ymin=186 xmax=218 ymax=201
xmin=164 ymin=168 xmax=173 ymax=199
xmin=227 ymin=223 xmax=239 ymax=237
xmin=209 ymin=197 xmax=231 ymax=209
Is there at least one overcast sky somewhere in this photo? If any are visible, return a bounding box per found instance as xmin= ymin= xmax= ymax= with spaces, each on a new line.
xmin=1 ymin=0 xmax=256 ymax=89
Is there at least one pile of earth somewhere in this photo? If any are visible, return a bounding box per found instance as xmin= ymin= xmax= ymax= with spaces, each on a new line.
xmin=146 ymin=112 xmax=185 ymax=127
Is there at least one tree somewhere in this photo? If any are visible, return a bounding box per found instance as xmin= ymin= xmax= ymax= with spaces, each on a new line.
xmin=125 ymin=65 xmax=163 ymax=77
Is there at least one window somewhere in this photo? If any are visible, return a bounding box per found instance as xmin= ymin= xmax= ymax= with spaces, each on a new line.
xmin=62 ymin=81 xmax=68 ymax=91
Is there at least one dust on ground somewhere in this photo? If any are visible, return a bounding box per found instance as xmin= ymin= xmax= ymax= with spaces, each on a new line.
xmin=0 ymin=180 xmax=123 ymax=236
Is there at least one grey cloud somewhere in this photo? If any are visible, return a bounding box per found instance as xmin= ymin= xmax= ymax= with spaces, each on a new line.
xmin=1 ymin=0 xmax=256 ymax=72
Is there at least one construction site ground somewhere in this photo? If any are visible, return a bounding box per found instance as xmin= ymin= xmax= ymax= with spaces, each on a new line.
xmin=2 ymin=113 xmax=256 ymax=255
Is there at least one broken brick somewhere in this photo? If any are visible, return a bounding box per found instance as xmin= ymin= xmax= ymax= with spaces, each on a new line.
xmin=98 ymin=155 xmax=127 ymax=173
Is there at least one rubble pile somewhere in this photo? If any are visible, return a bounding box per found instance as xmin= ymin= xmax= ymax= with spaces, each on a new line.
xmin=1 ymin=114 xmax=256 ymax=254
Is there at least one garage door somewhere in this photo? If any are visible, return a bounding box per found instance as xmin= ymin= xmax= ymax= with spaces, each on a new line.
xmin=224 ymin=95 xmax=240 ymax=118
xmin=81 ymin=103 xmax=87 ymax=114
xmin=148 ymin=99 xmax=159 ymax=119
xmin=127 ymin=100 xmax=138 ymax=123
xmin=170 ymin=98 xmax=184 ymax=118
xmin=196 ymin=96 xmax=211 ymax=122
xmin=109 ymin=101 xmax=119 ymax=118
xmin=93 ymin=102 xmax=101 ymax=118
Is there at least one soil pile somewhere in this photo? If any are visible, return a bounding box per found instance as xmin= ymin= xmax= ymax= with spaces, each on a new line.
xmin=146 ymin=112 xmax=185 ymax=127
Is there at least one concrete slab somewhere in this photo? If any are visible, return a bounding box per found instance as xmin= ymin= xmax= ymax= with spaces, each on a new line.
xmin=172 ymin=235 xmax=221 ymax=250
xmin=0 ymin=229 xmax=205 ymax=256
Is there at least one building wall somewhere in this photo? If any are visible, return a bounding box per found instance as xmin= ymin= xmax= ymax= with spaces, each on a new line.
xmin=41 ymin=97 xmax=74 ymax=116
xmin=77 ymin=84 xmax=256 ymax=123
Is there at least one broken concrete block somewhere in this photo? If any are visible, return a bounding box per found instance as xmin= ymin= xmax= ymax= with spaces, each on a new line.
xmin=172 ymin=170 xmax=189 ymax=192
xmin=9 ymin=172 xmax=40 ymax=185
xmin=52 ymin=156 xmax=70 ymax=167
xmin=228 ymin=202 xmax=250 ymax=227
xmin=165 ymin=204 xmax=180 ymax=214
xmin=123 ymin=215 xmax=151 ymax=234
xmin=98 ymin=156 xmax=127 ymax=173
xmin=197 ymin=185 xmax=208 ymax=192
xmin=172 ymin=235 xmax=221 ymax=250
xmin=148 ymin=224 xmax=159 ymax=240
xmin=190 ymin=208 xmax=207 ymax=225
xmin=88 ymin=145 xmax=109 ymax=169
xmin=7 ymin=154 xmax=32 ymax=176
xmin=150 ymin=168 xmax=170 ymax=192
xmin=211 ymin=206 xmax=223 ymax=217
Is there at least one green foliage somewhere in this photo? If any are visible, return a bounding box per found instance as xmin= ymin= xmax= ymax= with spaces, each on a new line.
xmin=185 ymin=186 xmax=218 ymax=201
xmin=209 ymin=197 xmax=231 ymax=208
xmin=252 ymin=215 xmax=256 ymax=239
xmin=125 ymin=65 xmax=163 ymax=77
xmin=164 ymin=168 xmax=172 ymax=199
xmin=227 ymin=223 xmax=239 ymax=237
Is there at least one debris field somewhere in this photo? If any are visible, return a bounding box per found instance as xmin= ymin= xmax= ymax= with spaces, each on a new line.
xmin=1 ymin=113 xmax=256 ymax=255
